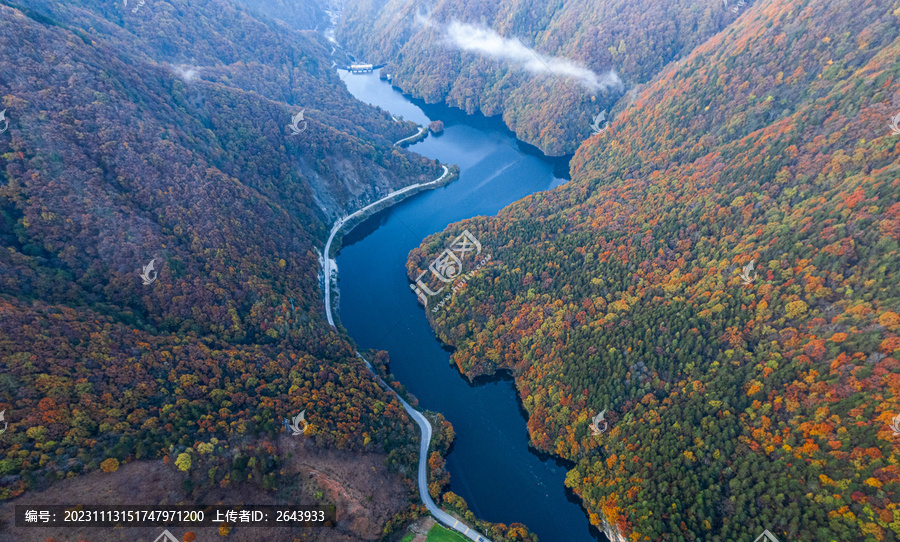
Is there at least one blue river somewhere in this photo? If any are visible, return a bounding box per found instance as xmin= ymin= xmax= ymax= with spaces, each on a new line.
xmin=336 ymin=71 xmax=606 ymax=542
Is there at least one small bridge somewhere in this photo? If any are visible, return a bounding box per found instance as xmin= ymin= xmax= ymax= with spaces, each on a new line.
xmin=339 ymin=62 xmax=387 ymax=73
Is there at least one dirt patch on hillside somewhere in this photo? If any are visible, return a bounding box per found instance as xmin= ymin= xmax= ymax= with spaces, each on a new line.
xmin=398 ymin=515 xmax=434 ymax=542
xmin=0 ymin=436 xmax=412 ymax=541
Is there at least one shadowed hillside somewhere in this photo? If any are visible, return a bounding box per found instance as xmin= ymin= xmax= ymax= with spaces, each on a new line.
xmin=338 ymin=0 xmax=752 ymax=155
xmin=0 ymin=1 xmax=438 ymax=536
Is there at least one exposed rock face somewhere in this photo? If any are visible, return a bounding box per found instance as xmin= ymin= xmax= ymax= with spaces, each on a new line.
xmin=602 ymin=519 xmax=628 ymax=542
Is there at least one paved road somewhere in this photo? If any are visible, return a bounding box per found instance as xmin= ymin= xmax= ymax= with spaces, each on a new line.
xmin=320 ymin=164 xmax=489 ymax=542
xmin=355 ymin=353 xmax=489 ymax=542
xmin=393 ymin=126 xmax=427 ymax=146
xmin=323 ymin=165 xmax=448 ymax=327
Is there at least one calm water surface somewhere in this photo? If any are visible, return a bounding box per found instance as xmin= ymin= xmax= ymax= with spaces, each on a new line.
xmin=336 ymin=71 xmax=605 ymax=542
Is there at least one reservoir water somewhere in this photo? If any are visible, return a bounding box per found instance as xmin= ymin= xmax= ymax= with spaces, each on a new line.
xmin=336 ymin=71 xmax=606 ymax=542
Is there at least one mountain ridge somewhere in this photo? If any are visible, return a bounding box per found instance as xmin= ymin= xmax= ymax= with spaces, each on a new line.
xmin=0 ymin=3 xmax=438 ymax=538
xmin=407 ymin=0 xmax=900 ymax=539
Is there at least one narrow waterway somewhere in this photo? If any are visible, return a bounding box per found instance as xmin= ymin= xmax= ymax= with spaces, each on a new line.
xmin=336 ymin=71 xmax=606 ymax=542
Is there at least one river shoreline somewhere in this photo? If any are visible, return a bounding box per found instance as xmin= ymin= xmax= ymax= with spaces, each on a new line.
xmin=319 ymin=161 xmax=496 ymax=542
xmin=322 ymin=163 xmax=454 ymax=328
xmin=335 ymin=71 xmax=605 ymax=542
xmin=415 ymin=347 xmax=614 ymax=542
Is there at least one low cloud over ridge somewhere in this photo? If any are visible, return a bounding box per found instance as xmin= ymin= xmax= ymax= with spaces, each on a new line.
xmin=418 ymin=14 xmax=621 ymax=91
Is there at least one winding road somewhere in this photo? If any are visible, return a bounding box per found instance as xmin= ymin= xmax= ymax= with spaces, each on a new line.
xmin=321 ymin=165 xmax=490 ymax=542
xmin=393 ymin=126 xmax=427 ymax=147
xmin=323 ymin=164 xmax=448 ymax=327
xmin=355 ymin=352 xmax=489 ymax=542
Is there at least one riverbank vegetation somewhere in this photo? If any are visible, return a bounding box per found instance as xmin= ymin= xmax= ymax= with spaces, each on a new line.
xmin=0 ymin=0 xmax=439 ymax=520
xmin=338 ymin=0 xmax=749 ymax=156
xmin=409 ymin=0 xmax=900 ymax=539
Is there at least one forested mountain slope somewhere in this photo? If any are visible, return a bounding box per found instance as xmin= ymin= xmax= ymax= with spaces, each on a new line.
xmin=0 ymin=0 xmax=439 ymax=528
xmin=337 ymin=0 xmax=749 ymax=155
xmin=409 ymin=0 xmax=900 ymax=539
xmin=233 ymin=0 xmax=327 ymax=31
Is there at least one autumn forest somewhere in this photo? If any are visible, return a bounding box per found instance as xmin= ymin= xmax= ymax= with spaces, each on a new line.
xmin=3 ymin=0 xmax=900 ymax=541
xmin=400 ymin=0 xmax=900 ymax=540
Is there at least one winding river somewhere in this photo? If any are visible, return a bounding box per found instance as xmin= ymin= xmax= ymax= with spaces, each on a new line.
xmin=336 ymin=71 xmax=606 ymax=542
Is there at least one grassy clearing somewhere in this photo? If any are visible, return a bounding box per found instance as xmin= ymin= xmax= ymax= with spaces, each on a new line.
xmin=427 ymin=523 xmax=470 ymax=542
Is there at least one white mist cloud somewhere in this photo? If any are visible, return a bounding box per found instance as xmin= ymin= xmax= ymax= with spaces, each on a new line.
xmin=420 ymin=16 xmax=622 ymax=92
xmin=170 ymin=64 xmax=201 ymax=83
xmin=414 ymin=7 xmax=435 ymax=28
